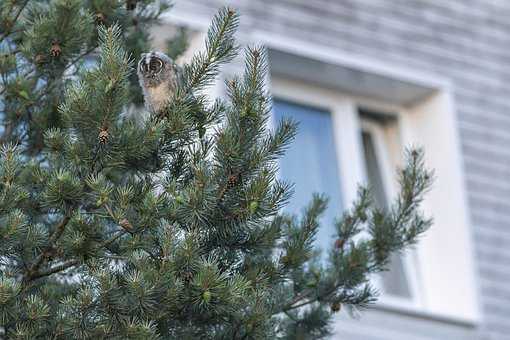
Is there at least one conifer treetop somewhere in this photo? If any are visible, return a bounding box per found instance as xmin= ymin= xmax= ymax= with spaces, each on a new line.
xmin=0 ymin=2 xmax=432 ymax=338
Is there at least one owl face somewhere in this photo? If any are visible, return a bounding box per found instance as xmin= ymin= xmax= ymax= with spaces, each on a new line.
xmin=137 ymin=51 xmax=175 ymax=88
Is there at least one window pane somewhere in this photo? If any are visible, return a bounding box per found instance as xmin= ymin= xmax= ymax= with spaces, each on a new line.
xmin=361 ymin=129 xmax=411 ymax=298
xmin=361 ymin=132 xmax=388 ymax=211
xmin=273 ymin=99 xmax=343 ymax=251
xmin=381 ymin=254 xmax=411 ymax=298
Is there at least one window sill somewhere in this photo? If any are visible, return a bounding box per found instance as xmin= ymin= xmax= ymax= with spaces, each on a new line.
xmin=374 ymin=297 xmax=478 ymax=328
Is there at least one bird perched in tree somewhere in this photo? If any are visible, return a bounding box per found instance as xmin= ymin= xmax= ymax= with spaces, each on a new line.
xmin=137 ymin=51 xmax=180 ymax=114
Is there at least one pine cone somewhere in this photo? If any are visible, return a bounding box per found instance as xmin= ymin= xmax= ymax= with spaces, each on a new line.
xmin=182 ymin=271 xmax=193 ymax=283
xmin=334 ymin=238 xmax=345 ymax=249
xmin=227 ymin=174 xmax=238 ymax=187
xmin=331 ymin=302 xmax=341 ymax=313
xmin=119 ymin=218 xmax=133 ymax=231
xmin=50 ymin=40 xmax=62 ymax=58
xmin=98 ymin=128 xmax=109 ymax=144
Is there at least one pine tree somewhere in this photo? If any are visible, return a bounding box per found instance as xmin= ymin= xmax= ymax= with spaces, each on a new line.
xmin=0 ymin=2 xmax=433 ymax=339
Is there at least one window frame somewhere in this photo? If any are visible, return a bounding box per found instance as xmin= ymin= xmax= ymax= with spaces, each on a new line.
xmin=360 ymin=118 xmax=423 ymax=308
xmin=270 ymin=75 xmax=478 ymax=323
xmin=271 ymin=76 xmax=425 ymax=310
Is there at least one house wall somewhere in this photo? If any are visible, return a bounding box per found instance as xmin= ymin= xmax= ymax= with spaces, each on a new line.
xmin=166 ymin=1 xmax=510 ymax=339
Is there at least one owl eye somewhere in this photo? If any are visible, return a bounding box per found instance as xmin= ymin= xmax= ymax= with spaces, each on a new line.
xmin=140 ymin=61 xmax=149 ymax=73
xmin=149 ymin=58 xmax=163 ymax=74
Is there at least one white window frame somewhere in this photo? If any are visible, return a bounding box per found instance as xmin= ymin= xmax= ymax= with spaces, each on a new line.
xmin=270 ymin=75 xmax=478 ymax=324
xmin=360 ymin=118 xmax=423 ymax=309
xmin=271 ymin=76 xmax=424 ymax=308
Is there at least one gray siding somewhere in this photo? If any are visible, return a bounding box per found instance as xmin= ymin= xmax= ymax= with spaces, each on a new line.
xmin=170 ymin=1 xmax=510 ymax=339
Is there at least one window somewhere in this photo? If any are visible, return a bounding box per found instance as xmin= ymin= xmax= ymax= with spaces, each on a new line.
xmin=269 ymin=74 xmax=478 ymax=322
xmin=273 ymin=99 xmax=343 ymax=250
xmin=273 ymin=96 xmax=420 ymax=304
xmin=359 ymin=113 xmax=420 ymax=305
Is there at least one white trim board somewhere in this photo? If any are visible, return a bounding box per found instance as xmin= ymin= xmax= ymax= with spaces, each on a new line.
xmin=254 ymin=31 xmax=452 ymax=93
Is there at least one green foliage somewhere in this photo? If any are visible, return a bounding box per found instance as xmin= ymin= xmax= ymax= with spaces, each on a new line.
xmin=0 ymin=2 xmax=433 ymax=339
xmin=22 ymin=0 xmax=95 ymax=71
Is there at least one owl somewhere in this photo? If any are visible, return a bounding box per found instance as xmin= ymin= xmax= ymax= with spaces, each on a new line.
xmin=137 ymin=51 xmax=179 ymax=114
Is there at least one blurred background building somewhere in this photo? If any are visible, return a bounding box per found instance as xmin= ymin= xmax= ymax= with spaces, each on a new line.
xmin=156 ymin=1 xmax=510 ymax=339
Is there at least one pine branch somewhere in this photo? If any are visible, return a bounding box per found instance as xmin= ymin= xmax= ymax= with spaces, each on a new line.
xmin=183 ymin=7 xmax=239 ymax=93
xmin=99 ymin=229 xmax=128 ymax=249
xmin=0 ymin=0 xmax=29 ymax=42
xmin=24 ymin=215 xmax=72 ymax=282
xmin=28 ymin=259 xmax=80 ymax=281
xmin=281 ymin=290 xmax=315 ymax=311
